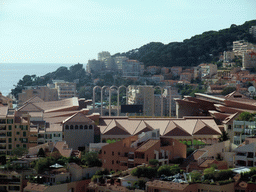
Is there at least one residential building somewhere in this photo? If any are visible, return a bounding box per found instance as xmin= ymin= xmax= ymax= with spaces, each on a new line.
xmin=232 ymin=120 xmax=256 ymax=145
xmin=0 ymin=106 xmax=30 ymax=155
xmin=151 ymin=75 xmax=164 ymax=82
xmin=146 ymin=180 xmax=234 ymax=192
xmin=114 ymin=56 xmax=129 ymax=71
xmin=234 ymin=137 xmax=256 ymax=167
xmin=18 ymin=86 xmax=58 ymax=106
xmin=100 ymin=130 xmax=186 ymax=171
xmin=179 ymin=72 xmax=192 ymax=82
xmin=53 ymin=80 xmax=77 ymax=100
xmin=223 ymin=51 xmax=235 ymax=62
xmin=242 ymin=50 xmax=256 ymax=69
xmin=171 ymin=66 xmax=182 ymax=77
xmin=86 ymin=59 xmax=106 ymax=74
xmin=233 ymin=40 xmax=256 ymax=56
xmin=98 ymin=51 xmax=111 ymax=61
xmin=127 ymin=85 xmax=154 ymax=116
xmin=249 ymin=25 xmax=256 ymax=38
xmin=0 ymin=170 xmax=29 ymax=192
xmin=0 ymin=92 xmax=13 ymax=108
xmin=122 ymin=60 xmax=144 ymax=77
xmin=199 ymin=63 xmax=217 ymax=78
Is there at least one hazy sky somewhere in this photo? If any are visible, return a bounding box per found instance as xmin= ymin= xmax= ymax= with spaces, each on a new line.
xmin=1 ymin=0 xmax=256 ymax=64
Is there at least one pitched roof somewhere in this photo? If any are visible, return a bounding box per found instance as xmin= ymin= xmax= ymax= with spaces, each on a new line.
xmin=24 ymin=183 xmax=49 ymax=192
xmin=62 ymin=112 xmax=94 ymax=124
xmin=133 ymin=120 xmax=154 ymax=135
xmin=136 ymin=139 xmax=159 ymax=152
xmin=18 ymin=103 xmax=43 ymax=112
xmin=53 ymin=141 xmax=72 ymax=158
xmin=23 ymin=95 xmax=44 ymax=105
xmin=103 ymin=120 xmax=130 ymax=135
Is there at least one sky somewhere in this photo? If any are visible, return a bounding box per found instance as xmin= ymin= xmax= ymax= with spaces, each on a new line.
xmin=1 ymin=0 xmax=256 ymax=64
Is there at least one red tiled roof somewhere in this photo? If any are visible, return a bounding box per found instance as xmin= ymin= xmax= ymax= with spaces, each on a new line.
xmin=136 ymin=139 xmax=159 ymax=152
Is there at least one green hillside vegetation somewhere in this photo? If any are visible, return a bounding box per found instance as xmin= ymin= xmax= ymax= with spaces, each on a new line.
xmin=114 ymin=20 xmax=256 ymax=67
xmin=11 ymin=63 xmax=92 ymax=99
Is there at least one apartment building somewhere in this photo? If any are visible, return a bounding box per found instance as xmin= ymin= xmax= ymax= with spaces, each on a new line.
xmin=171 ymin=66 xmax=182 ymax=77
xmin=0 ymin=106 xmax=30 ymax=155
xmin=242 ymin=50 xmax=256 ymax=69
xmin=18 ymin=86 xmax=58 ymax=106
xmin=127 ymin=85 xmax=154 ymax=116
xmin=0 ymin=92 xmax=13 ymax=108
xmin=86 ymin=59 xmax=106 ymax=74
xmin=223 ymin=51 xmax=235 ymax=62
xmin=234 ymin=137 xmax=256 ymax=167
xmin=53 ymin=80 xmax=77 ymax=100
xmin=199 ymin=63 xmax=217 ymax=78
xmin=233 ymin=40 xmax=256 ymax=56
xmin=100 ymin=130 xmax=186 ymax=172
xmin=122 ymin=60 xmax=144 ymax=77
xmin=232 ymin=120 xmax=256 ymax=145
xmin=249 ymin=25 xmax=256 ymax=39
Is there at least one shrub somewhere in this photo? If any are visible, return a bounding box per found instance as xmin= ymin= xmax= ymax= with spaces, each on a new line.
xmin=149 ymin=159 xmax=159 ymax=166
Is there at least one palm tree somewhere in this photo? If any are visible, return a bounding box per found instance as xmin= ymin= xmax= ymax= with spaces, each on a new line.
xmin=218 ymin=130 xmax=229 ymax=142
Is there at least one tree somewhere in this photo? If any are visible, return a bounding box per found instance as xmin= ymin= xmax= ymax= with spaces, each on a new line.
xmin=189 ymin=170 xmax=202 ymax=182
xmin=149 ymin=159 xmax=159 ymax=166
xmin=221 ymin=87 xmax=236 ymax=95
xmin=37 ymin=148 xmax=45 ymax=157
xmin=12 ymin=147 xmax=28 ymax=157
xmin=218 ymin=130 xmax=230 ymax=142
xmin=237 ymin=112 xmax=254 ymax=121
xmin=81 ymin=152 xmax=102 ymax=167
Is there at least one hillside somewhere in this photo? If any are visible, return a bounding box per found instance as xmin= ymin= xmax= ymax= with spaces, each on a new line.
xmin=114 ymin=20 xmax=256 ymax=67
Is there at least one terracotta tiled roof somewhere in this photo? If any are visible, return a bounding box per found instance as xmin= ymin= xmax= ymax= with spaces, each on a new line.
xmin=146 ymin=180 xmax=189 ymax=190
xmin=136 ymin=139 xmax=159 ymax=152
xmin=24 ymin=183 xmax=49 ymax=192
xmin=53 ymin=141 xmax=72 ymax=158
xmin=18 ymin=103 xmax=43 ymax=112
xmin=33 ymin=97 xmax=79 ymax=112
xmin=23 ymin=95 xmax=44 ymax=104
xmin=62 ymin=112 xmax=94 ymax=124
xmin=99 ymin=117 xmax=221 ymax=137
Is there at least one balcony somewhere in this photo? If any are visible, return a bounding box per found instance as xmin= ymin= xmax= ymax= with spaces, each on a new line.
xmin=234 ymin=128 xmax=243 ymax=132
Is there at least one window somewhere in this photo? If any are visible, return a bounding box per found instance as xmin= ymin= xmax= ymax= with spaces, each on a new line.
xmin=16 ymin=144 xmax=20 ymax=148
xmin=16 ymin=132 xmax=19 ymax=135
xmin=65 ymin=125 xmax=69 ymax=130
xmin=80 ymin=125 xmax=83 ymax=129
xmin=7 ymin=132 xmax=12 ymax=136
xmin=84 ymin=125 xmax=88 ymax=129
xmin=118 ymin=152 xmax=120 ymax=155
xmin=89 ymin=125 xmax=93 ymax=129
xmin=70 ymin=125 xmax=74 ymax=129
xmin=8 ymin=125 xmax=12 ymax=130
xmin=75 ymin=125 xmax=78 ymax=129
xmin=23 ymin=144 xmax=26 ymax=148
xmin=7 ymin=119 xmax=13 ymax=124
xmin=8 ymin=144 xmax=12 ymax=149
xmin=112 ymin=151 xmax=114 ymax=156
xmin=8 ymin=138 xmax=12 ymax=143
xmin=104 ymin=151 xmax=106 ymax=154
xmin=112 ymin=160 xmax=114 ymax=164
xmin=23 ymin=132 xmax=26 ymax=137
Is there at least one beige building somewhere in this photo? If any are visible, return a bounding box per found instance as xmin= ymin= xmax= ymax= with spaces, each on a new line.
xmin=223 ymin=50 xmax=235 ymax=62
xmin=127 ymin=85 xmax=154 ymax=116
xmin=242 ymin=50 xmax=256 ymax=69
xmin=53 ymin=80 xmax=77 ymax=100
xmin=233 ymin=40 xmax=256 ymax=56
xmin=18 ymin=86 xmax=58 ymax=106
xmin=200 ymin=63 xmax=217 ymax=78
xmin=0 ymin=106 xmax=30 ymax=155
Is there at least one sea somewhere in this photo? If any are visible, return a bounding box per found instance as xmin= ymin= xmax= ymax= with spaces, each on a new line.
xmin=0 ymin=63 xmax=75 ymax=96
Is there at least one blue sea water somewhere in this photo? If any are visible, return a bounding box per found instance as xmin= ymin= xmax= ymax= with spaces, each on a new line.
xmin=0 ymin=63 xmax=75 ymax=96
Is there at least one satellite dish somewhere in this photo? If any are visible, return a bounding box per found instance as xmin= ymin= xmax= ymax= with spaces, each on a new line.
xmin=248 ymin=86 xmax=256 ymax=93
